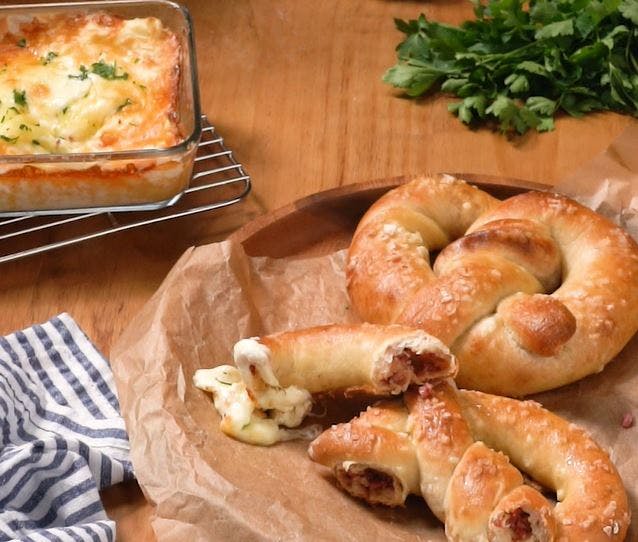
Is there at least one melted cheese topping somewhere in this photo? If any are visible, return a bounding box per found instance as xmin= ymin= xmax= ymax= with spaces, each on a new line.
xmin=0 ymin=12 xmax=181 ymax=154
xmin=194 ymin=366 xmax=320 ymax=446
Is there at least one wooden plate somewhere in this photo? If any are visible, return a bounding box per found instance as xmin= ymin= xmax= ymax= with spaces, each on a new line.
xmin=230 ymin=173 xmax=550 ymax=258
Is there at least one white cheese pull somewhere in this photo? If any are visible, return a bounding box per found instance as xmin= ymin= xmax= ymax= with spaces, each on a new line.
xmin=194 ymin=365 xmax=320 ymax=446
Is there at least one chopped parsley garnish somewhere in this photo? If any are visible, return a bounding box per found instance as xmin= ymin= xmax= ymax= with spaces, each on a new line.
xmin=61 ymin=105 xmax=69 ymax=114
xmin=16 ymin=38 xmax=26 ymax=48
xmin=31 ymin=139 xmax=40 ymax=146
xmin=19 ymin=124 xmax=31 ymax=131
xmin=68 ymin=65 xmax=89 ymax=80
xmin=116 ymin=98 xmax=133 ymax=112
xmin=69 ymin=61 xmax=129 ymax=81
xmin=13 ymin=89 xmax=27 ymax=108
xmin=0 ymin=135 xmax=18 ymax=144
xmin=384 ymin=1 xmax=638 ymax=135
xmin=41 ymin=51 xmax=59 ymax=65
xmin=90 ymin=60 xmax=128 ymax=80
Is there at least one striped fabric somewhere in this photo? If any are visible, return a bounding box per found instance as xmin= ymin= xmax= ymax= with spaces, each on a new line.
xmin=0 ymin=313 xmax=133 ymax=542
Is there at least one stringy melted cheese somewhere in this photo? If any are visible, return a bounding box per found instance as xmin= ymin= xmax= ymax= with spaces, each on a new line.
xmin=0 ymin=12 xmax=181 ymax=154
xmin=194 ymin=366 xmax=320 ymax=446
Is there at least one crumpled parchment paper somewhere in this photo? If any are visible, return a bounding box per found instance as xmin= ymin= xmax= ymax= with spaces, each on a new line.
xmin=111 ymin=124 xmax=638 ymax=541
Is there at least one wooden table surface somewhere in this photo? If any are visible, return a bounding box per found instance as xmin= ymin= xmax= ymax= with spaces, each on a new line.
xmin=1 ymin=0 xmax=633 ymax=540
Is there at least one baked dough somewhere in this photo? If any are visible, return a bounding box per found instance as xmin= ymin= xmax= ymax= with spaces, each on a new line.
xmin=238 ymin=323 xmax=456 ymax=396
xmin=309 ymin=381 xmax=630 ymax=541
xmin=194 ymin=323 xmax=456 ymax=445
xmin=346 ymin=174 xmax=638 ymax=395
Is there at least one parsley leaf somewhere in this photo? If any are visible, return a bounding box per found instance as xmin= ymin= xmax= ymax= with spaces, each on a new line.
xmin=90 ymin=60 xmax=128 ymax=80
xmin=534 ymin=19 xmax=574 ymax=39
xmin=69 ymin=65 xmax=89 ymax=80
xmin=0 ymin=135 xmax=18 ymax=144
xmin=41 ymin=51 xmax=59 ymax=65
xmin=383 ymin=64 xmax=446 ymax=96
xmin=13 ymin=89 xmax=27 ymax=108
xmin=16 ymin=38 xmax=26 ymax=48
xmin=385 ymin=1 xmax=638 ymax=136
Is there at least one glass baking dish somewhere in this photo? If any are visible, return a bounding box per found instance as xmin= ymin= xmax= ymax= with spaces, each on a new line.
xmin=0 ymin=0 xmax=202 ymax=216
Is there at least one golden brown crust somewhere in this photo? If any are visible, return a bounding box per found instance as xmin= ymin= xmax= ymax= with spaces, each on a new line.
xmin=454 ymin=192 xmax=638 ymax=396
xmin=308 ymin=400 xmax=419 ymax=506
xmin=434 ymin=219 xmax=562 ymax=291
xmin=398 ymin=254 xmax=543 ymax=346
xmin=497 ymin=294 xmax=576 ymax=357
xmin=445 ymin=442 xmax=524 ymax=542
xmin=346 ymin=174 xmax=499 ymax=324
xmin=252 ymin=323 xmax=457 ymax=396
xmin=346 ymin=176 xmax=638 ymax=396
xmin=405 ymin=382 xmax=474 ymax=520
xmin=309 ymin=382 xmax=630 ymax=541
xmin=488 ymin=485 xmax=557 ymax=542
xmin=458 ymin=390 xmax=630 ymax=541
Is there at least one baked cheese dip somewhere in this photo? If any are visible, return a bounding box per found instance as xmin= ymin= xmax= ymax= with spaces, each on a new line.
xmin=0 ymin=12 xmax=181 ymax=155
xmin=0 ymin=10 xmax=196 ymax=212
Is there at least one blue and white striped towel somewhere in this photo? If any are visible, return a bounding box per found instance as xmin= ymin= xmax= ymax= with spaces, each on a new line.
xmin=0 ymin=313 xmax=134 ymax=542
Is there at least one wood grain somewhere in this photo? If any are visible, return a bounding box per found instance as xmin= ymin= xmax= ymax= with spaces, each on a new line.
xmin=230 ymin=174 xmax=542 ymax=258
xmin=0 ymin=1 xmax=633 ymax=541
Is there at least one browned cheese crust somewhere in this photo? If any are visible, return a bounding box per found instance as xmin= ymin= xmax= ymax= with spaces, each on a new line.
xmin=0 ymin=12 xmax=186 ymax=211
xmin=346 ymin=175 xmax=638 ymax=396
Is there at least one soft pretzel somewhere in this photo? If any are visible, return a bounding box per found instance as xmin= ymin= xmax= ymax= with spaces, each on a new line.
xmin=308 ymin=381 xmax=630 ymax=541
xmin=238 ymin=323 xmax=456 ymax=395
xmin=194 ymin=323 xmax=456 ymax=445
xmin=346 ymin=174 xmax=638 ymax=395
xmin=457 ymin=390 xmax=630 ymax=541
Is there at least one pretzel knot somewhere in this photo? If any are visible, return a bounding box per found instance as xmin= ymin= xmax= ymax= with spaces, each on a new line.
xmin=346 ymin=175 xmax=638 ymax=395
xmin=309 ymin=380 xmax=630 ymax=541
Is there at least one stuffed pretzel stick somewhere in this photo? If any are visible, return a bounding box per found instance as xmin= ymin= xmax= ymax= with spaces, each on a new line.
xmin=309 ymin=380 xmax=630 ymax=541
xmin=194 ymin=323 xmax=456 ymax=445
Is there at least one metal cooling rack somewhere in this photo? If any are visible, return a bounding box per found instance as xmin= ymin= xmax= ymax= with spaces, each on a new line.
xmin=0 ymin=115 xmax=251 ymax=264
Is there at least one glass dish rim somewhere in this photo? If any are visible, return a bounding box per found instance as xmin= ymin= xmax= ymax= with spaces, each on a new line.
xmin=0 ymin=0 xmax=203 ymax=164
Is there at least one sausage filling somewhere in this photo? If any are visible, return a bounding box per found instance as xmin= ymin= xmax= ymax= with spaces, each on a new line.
xmin=408 ymin=351 xmax=451 ymax=380
xmin=502 ymin=508 xmax=533 ymax=541
xmin=380 ymin=349 xmax=450 ymax=393
xmin=335 ymin=464 xmax=404 ymax=506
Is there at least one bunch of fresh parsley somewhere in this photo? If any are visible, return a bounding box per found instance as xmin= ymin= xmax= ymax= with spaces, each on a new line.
xmin=383 ymin=0 xmax=638 ymax=135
